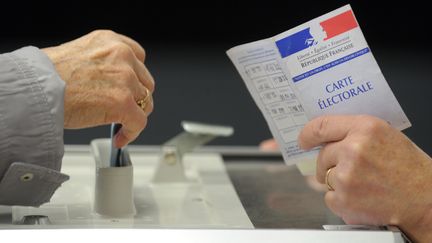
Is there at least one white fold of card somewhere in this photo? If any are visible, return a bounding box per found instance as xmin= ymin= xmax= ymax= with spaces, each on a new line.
xmin=227 ymin=4 xmax=410 ymax=174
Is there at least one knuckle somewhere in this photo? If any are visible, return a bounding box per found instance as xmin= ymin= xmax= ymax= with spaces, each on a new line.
xmin=113 ymin=42 xmax=133 ymax=57
xmin=336 ymin=166 xmax=358 ymax=191
xmin=92 ymin=29 xmax=116 ymax=37
xmin=345 ymin=140 xmax=363 ymax=155
xmin=312 ymin=116 xmax=330 ymax=139
xmin=344 ymin=140 xmax=368 ymax=164
xmin=357 ymin=115 xmax=388 ymax=134
xmin=147 ymin=102 xmax=154 ymax=114
xmin=119 ymin=66 xmax=137 ymax=82
xmin=148 ymin=78 xmax=155 ymax=92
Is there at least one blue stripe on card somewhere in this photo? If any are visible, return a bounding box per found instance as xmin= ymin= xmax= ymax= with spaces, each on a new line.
xmin=292 ymin=48 xmax=370 ymax=83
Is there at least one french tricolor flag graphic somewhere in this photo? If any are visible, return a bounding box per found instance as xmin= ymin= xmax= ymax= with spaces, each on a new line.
xmin=321 ymin=10 xmax=358 ymax=40
xmin=276 ymin=10 xmax=358 ymax=58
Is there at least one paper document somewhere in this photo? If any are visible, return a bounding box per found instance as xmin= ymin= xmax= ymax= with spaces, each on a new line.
xmin=227 ymin=5 xmax=410 ymax=174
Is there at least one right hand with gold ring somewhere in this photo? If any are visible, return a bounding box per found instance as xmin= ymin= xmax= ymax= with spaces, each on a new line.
xmin=42 ymin=30 xmax=154 ymax=148
xmin=298 ymin=115 xmax=432 ymax=243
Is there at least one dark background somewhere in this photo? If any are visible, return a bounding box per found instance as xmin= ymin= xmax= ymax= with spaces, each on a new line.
xmin=1 ymin=0 xmax=431 ymax=155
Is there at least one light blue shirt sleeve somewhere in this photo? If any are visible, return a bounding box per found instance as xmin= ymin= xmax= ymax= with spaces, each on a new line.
xmin=0 ymin=46 xmax=69 ymax=206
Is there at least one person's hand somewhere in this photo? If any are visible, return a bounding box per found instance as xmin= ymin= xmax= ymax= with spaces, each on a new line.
xmin=298 ymin=115 xmax=432 ymax=242
xmin=259 ymin=138 xmax=280 ymax=151
xmin=42 ymin=30 xmax=154 ymax=148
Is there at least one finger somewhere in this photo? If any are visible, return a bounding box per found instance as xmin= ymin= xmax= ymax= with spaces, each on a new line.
xmin=133 ymin=59 xmax=155 ymax=93
xmin=134 ymin=83 xmax=154 ymax=115
xmin=324 ymin=191 xmax=343 ymax=218
xmin=117 ymin=33 xmax=146 ymax=62
xmin=114 ymin=99 xmax=148 ymax=148
xmin=259 ymin=139 xmax=279 ymax=151
xmin=115 ymin=116 xmax=147 ymax=148
xmin=298 ymin=115 xmax=356 ymax=150
xmin=144 ymin=93 xmax=154 ymax=115
xmin=325 ymin=165 xmax=348 ymax=194
xmin=316 ymin=142 xmax=340 ymax=183
xmin=123 ymin=67 xmax=150 ymax=103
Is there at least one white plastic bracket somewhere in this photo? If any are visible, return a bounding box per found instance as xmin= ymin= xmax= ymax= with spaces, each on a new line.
xmin=152 ymin=121 xmax=233 ymax=183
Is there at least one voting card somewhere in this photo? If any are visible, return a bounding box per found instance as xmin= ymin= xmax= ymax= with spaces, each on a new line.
xmin=227 ymin=5 xmax=410 ymax=174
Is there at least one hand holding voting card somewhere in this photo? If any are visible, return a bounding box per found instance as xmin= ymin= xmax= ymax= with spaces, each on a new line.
xmin=227 ymin=5 xmax=410 ymax=174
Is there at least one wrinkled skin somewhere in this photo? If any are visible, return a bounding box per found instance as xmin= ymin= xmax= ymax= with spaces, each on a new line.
xmin=43 ymin=30 xmax=154 ymax=147
xmin=298 ymin=115 xmax=432 ymax=243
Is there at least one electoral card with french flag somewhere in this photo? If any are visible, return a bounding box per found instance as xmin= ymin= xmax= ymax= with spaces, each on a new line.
xmin=274 ymin=4 xmax=410 ymax=130
xmin=227 ymin=5 xmax=410 ymax=174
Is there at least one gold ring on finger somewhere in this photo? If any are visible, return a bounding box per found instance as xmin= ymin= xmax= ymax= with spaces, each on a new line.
xmin=136 ymin=88 xmax=151 ymax=111
xmin=326 ymin=166 xmax=335 ymax=191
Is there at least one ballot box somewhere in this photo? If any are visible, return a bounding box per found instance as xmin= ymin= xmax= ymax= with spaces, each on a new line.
xmin=0 ymin=122 xmax=410 ymax=243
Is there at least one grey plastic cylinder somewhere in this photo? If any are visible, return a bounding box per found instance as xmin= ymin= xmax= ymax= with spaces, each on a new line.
xmin=91 ymin=139 xmax=136 ymax=217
